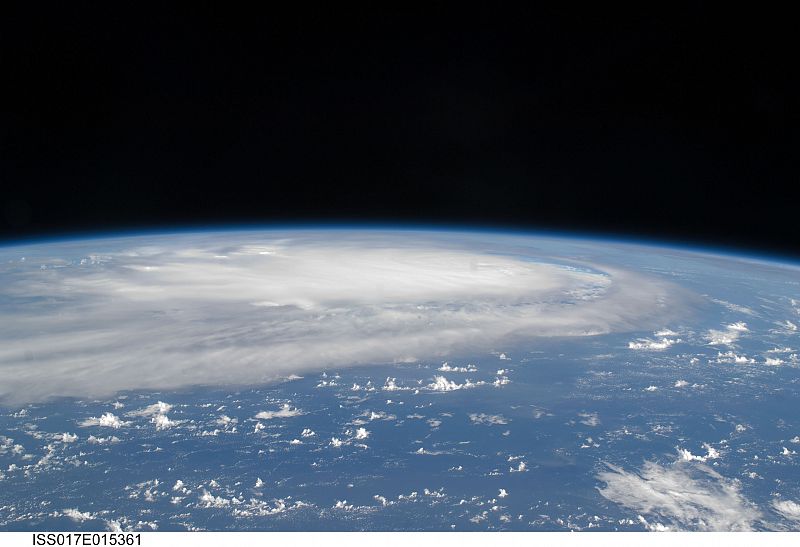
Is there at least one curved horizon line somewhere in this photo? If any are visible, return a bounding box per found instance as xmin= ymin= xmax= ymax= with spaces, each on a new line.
xmin=1 ymin=220 xmax=798 ymax=269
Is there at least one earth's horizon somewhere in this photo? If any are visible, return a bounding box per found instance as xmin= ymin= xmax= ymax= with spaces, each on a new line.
xmin=1 ymin=228 xmax=798 ymax=531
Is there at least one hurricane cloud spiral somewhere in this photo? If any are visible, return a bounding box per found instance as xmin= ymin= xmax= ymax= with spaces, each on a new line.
xmin=0 ymin=230 xmax=692 ymax=404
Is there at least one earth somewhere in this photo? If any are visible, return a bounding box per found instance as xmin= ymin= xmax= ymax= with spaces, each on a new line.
xmin=0 ymin=228 xmax=798 ymax=531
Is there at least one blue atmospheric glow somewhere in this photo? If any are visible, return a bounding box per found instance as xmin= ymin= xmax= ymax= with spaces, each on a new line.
xmin=1 ymin=221 xmax=799 ymax=268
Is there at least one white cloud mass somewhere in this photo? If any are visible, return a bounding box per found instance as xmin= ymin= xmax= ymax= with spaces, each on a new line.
xmin=254 ymin=404 xmax=304 ymax=420
xmin=772 ymin=499 xmax=800 ymax=523
xmin=0 ymin=230 xmax=693 ymax=404
xmin=597 ymin=460 xmax=761 ymax=531
xmin=628 ymin=337 xmax=681 ymax=350
xmin=79 ymin=412 xmax=128 ymax=429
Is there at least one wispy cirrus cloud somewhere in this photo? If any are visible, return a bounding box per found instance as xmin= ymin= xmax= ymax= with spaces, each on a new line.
xmin=597 ymin=459 xmax=761 ymax=531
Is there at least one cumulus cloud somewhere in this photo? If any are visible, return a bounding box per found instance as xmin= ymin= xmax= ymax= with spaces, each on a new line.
xmin=510 ymin=461 xmax=527 ymax=473
xmin=427 ymin=375 xmax=484 ymax=392
xmin=597 ymin=460 xmax=761 ymax=531
xmin=79 ymin=412 xmax=128 ymax=429
xmin=126 ymin=401 xmax=173 ymax=417
xmin=713 ymin=351 xmax=755 ymax=364
xmin=254 ymin=404 xmax=304 ymax=420
xmin=0 ymin=230 xmax=693 ymax=404
xmin=678 ymin=443 xmax=720 ymax=462
xmin=438 ymin=362 xmax=477 ymax=373
xmin=428 ymin=376 xmax=461 ymax=392
xmin=62 ymin=508 xmax=94 ymax=523
xmin=87 ymin=435 xmax=120 ymax=445
xmin=127 ymin=401 xmax=178 ymax=430
xmin=151 ymin=414 xmax=177 ymax=430
xmin=628 ymin=337 xmax=680 ymax=350
xmin=56 ymin=432 xmax=78 ymax=443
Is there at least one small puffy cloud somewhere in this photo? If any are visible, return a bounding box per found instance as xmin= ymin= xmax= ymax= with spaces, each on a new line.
xmin=374 ymin=495 xmax=390 ymax=506
xmin=469 ymin=413 xmax=508 ymax=425
xmin=354 ymin=427 xmax=369 ymax=440
xmin=415 ymin=447 xmax=444 ymax=455
xmin=62 ymin=508 xmax=94 ymax=523
xmin=79 ymin=412 xmax=128 ymax=429
xmin=438 ymin=362 xmax=477 ymax=373
xmin=56 ymin=432 xmax=78 ymax=443
xmin=198 ymin=489 xmax=231 ymax=508
xmin=628 ymin=337 xmax=680 ymax=350
xmin=428 ymin=376 xmax=461 ymax=392
xmin=152 ymin=414 xmax=177 ymax=430
xmin=493 ymin=376 xmax=510 ymax=387
xmin=87 ymin=435 xmax=120 ymax=445
xmin=678 ymin=443 xmax=720 ymax=463
xmin=713 ymin=351 xmax=755 ymax=365
xmin=254 ymin=404 xmax=304 ymax=420
xmin=427 ymin=375 xmax=486 ymax=392
xmin=126 ymin=401 xmax=173 ymax=417
xmin=382 ymin=377 xmax=410 ymax=391
xmin=127 ymin=401 xmax=179 ymax=430
xmin=362 ymin=410 xmax=396 ymax=422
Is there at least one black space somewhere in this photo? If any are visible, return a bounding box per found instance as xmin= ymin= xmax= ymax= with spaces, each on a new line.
xmin=2 ymin=7 xmax=798 ymax=257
